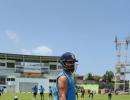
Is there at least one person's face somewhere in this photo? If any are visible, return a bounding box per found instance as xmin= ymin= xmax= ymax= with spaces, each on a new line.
xmin=64 ymin=59 xmax=76 ymax=68
xmin=65 ymin=59 xmax=78 ymax=72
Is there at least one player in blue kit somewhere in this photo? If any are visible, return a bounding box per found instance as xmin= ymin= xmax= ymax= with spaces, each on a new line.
xmin=53 ymin=52 xmax=78 ymax=100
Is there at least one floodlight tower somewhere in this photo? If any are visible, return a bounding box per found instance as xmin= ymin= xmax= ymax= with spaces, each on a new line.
xmin=114 ymin=36 xmax=129 ymax=91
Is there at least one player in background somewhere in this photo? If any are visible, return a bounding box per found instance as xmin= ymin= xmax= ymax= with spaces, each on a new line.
xmin=32 ymin=85 xmax=38 ymax=100
xmin=39 ymin=85 xmax=44 ymax=100
xmin=49 ymin=86 xmax=53 ymax=99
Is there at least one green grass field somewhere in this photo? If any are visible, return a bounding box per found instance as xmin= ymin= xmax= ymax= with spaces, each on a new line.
xmin=0 ymin=93 xmax=129 ymax=100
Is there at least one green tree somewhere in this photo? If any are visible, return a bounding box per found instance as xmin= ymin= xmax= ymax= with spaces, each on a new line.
xmin=93 ymin=75 xmax=101 ymax=82
xmin=103 ymin=71 xmax=114 ymax=82
xmin=87 ymin=73 xmax=94 ymax=80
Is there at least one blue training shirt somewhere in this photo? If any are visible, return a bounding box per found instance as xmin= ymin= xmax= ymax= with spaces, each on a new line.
xmin=32 ymin=85 xmax=38 ymax=93
xmin=40 ymin=86 xmax=44 ymax=93
xmin=53 ymin=71 xmax=76 ymax=100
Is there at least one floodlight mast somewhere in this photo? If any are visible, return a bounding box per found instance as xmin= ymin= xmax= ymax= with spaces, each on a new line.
xmin=114 ymin=35 xmax=130 ymax=92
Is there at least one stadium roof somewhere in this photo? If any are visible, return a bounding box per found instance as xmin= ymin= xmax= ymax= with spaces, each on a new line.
xmin=0 ymin=53 xmax=60 ymax=63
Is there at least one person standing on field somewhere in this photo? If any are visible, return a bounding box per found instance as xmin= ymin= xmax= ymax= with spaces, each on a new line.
xmin=32 ymin=85 xmax=38 ymax=100
xmin=49 ymin=86 xmax=53 ymax=99
xmin=108 ymin=91 xmax=112 ymax=100
xmin=53 ymin=52 xmax=78 ymax=100
xmin=39 ymin=85 xmax=44 ymax=100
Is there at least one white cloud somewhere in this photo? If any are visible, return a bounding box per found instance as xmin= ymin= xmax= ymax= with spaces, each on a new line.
xmin=21 ymin=46 xmax=53 ymax=56
xmin=6 ymin=31 xmax=19 ymax=42
xmin=32 ymin=46 xmax=53 ymax=56
xmin=21 ymin=49 xmax=31 ymax=55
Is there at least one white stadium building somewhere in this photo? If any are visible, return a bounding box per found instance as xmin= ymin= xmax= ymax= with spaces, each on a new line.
xmin=0 ymin=53 xmax=62 ymax=93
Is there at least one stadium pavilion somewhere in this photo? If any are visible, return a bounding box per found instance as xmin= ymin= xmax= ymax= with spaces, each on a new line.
xmin=0 ymin=53 xmax=62 ymax=93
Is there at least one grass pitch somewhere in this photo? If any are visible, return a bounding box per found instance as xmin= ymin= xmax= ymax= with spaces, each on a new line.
xmin=0 ymin=93 xmax=129 ymax=100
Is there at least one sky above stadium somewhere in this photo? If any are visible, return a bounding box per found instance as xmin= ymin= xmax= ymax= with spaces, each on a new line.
xmin=0 ymin=0 xmax=130 ymax=76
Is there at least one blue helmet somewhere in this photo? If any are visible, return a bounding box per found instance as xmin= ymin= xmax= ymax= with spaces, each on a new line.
xmin=60 ymin=52 xmax=78 ymax=73
xmin=60 ymin=52 xmax=78 ymax=62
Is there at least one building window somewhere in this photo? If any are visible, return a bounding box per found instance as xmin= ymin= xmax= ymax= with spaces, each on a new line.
xmin=7 ymin=63 xmax=15 ymax=68
xmin=0 ymin=63 xmax=5 ymax=66
xmin=7 ymin=78 xmax=10 ymax=81
xmin=0 ymin=78 xmax=6 ymax=84
xmin=58 ymin=65 xmax=62 ymax=69
xmin=50 ymin=65 xmax=57 ymax=70
xmin=11 ymin=78 xmax=15 ymax=81
xmin=49 ymin=79 xmax=56 ymax=83
xmin=41 ymin=68 xmax=49 ymax=74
